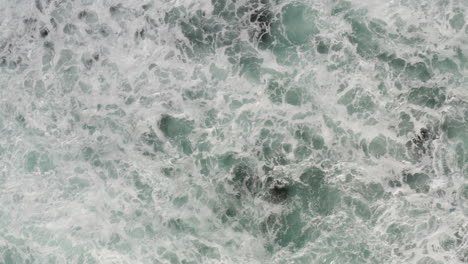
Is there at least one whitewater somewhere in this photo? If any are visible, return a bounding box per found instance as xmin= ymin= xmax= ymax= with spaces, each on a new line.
xmin=0 ymin=0 xmax=467 ymax=263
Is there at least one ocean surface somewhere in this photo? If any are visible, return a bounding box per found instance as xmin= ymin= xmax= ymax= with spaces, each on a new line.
xmin=0 ymin=0 xmax=467 ymax=263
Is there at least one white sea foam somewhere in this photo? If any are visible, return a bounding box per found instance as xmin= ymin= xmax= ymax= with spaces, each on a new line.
xmin=0 ymin=0 xmax=467 ymax=263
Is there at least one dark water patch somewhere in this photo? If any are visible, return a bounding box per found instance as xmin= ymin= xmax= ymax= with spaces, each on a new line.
xmin=132 ymin=171 xmax=154 ymax=203
xmin=368 ymin=135 xmax=387 ymax=158
xmin=398 ymin=112 xmax=414 ymax=136
xmin=265 ymin=79 xmax=287 ymax=104
xmin=293 ymin=124 xmax=325 ymax=150
xmin=249 ymin=8 xmax=274 ymax=49
xmin=262 ymin=209 xmax=315 ymax=249
xmin=264 ymin=177 xmax=290 ymax=204
xmin=281 ymin=3 xmax=319 ymax=45
xmin=332 ymin=1 xmax=352 ymax=16
xmin=134 ymin=29 xmax=145 ymax=41
xmin=141 ymin=127 xmax=164 ymax=153
xmin=347 ymin=19 xmax=380 ymax=58
xmin=388 ymin=180 xmax=402 ymax=188
xmin=178 ymin=10 xmax=224 ymax=56
xmin=39 ymin=27 xmax=49 ymax=38
xmin=239 ymin=56 xmax=263 ymax=82
xmin=256 ymin=127 xmax=290 ymax=166
xmin=159 ymin=114 xmax=194 ymax=138
xmin=405 ymin=62 xmax=432 ymax=82
xmin=231 ymin=163 xmax=261 ymax=196
xmin=406 ymin=127 xmax=438 ymax=160
xmin=338 ymin=87 xmax=377 ymax=117
xmin=407 ymin=86 xmax=446 ymax=109
xmin=78 ymin=10 xmax=99 ymax=24
xmin=35 ymin=0 xmax=43 ymax=13
xmin=299 ymin=167 xmax=324 ymax=193
xmin=316 ymin=37 xmax=330 ymax=54
xmin=402 ymin=171 xmax=430 ymax=193
xmin=63 ymin=24 xmax=78 ymax=35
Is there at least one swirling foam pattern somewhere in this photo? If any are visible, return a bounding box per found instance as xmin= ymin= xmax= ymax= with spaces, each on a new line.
xmin=0 ymin=0 xmax=468 ymax=263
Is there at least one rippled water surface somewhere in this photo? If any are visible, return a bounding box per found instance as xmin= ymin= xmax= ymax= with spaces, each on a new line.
xmin=1 ymin=0 xmax=468 ymax=263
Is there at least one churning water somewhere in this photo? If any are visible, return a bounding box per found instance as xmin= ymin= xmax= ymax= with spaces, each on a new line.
xmin=0 ymin=0 xmax=468 ymax=263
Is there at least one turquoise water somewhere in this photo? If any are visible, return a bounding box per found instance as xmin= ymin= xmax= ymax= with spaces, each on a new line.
xmin=0 ymin=0 xmax=467 ymax=263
